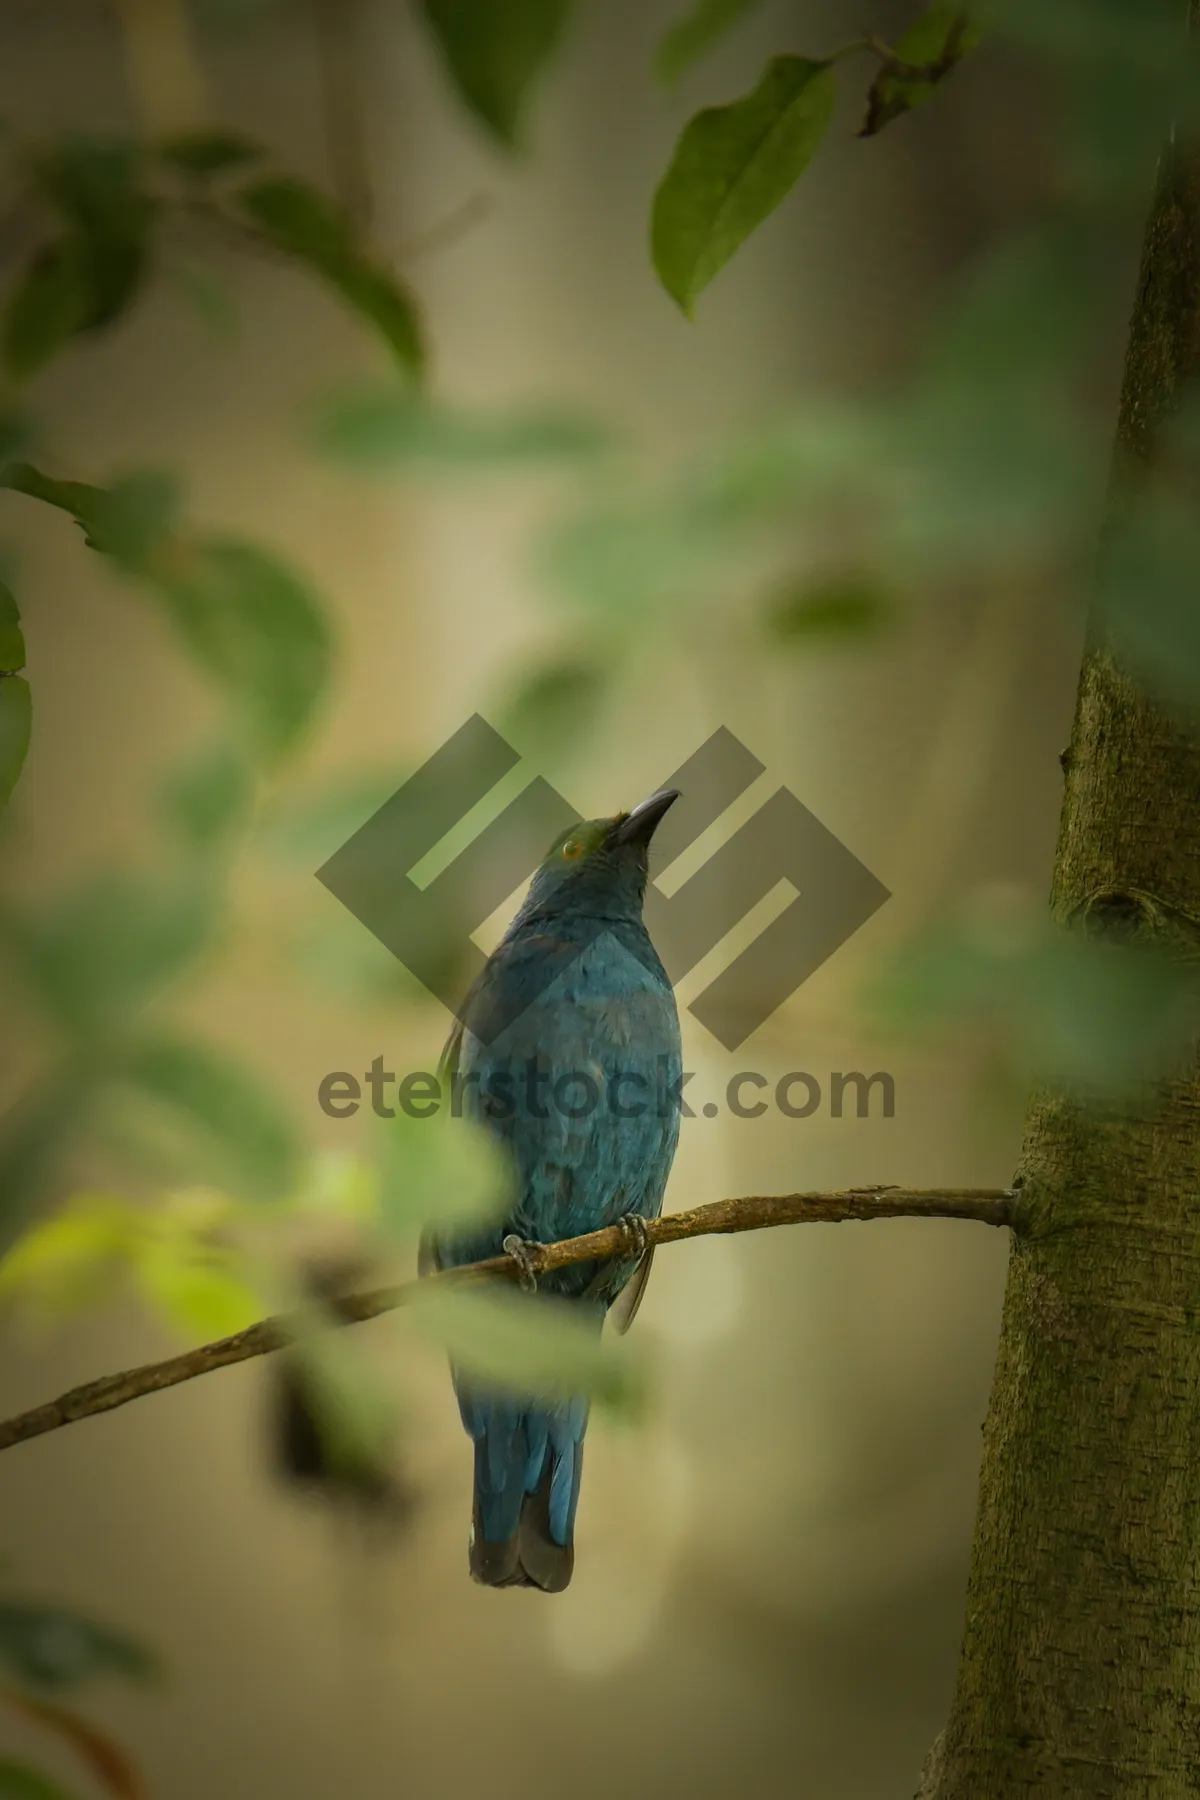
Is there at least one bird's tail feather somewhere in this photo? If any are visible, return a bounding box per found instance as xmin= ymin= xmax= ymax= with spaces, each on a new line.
xmin=465 ymin=1396 xmax=587 ymax=1592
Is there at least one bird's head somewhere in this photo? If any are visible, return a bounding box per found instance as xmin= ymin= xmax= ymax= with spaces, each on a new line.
xmin=519 ymin=788 xmax=679 ymax=922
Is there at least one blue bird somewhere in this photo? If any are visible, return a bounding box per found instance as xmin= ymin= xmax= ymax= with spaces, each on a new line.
xmin=422 ymin=789 xmax=682 ymax=1590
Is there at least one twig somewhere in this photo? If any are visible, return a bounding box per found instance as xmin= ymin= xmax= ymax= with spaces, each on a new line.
xmin=0 ymin=1186 xmax=1014 ymax=1456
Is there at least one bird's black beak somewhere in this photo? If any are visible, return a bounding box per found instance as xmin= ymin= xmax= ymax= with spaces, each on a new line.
xmin=615 ymin=788 xmax=679 ymax=847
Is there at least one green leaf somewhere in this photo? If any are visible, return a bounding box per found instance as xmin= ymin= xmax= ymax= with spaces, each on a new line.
xmin=4 ymin=139 xmax=155 ymax=375
xmin=0 ymin=1761 xmax=79 ymax=1800
xmin=112 ymin=1035 xmax=298 ymax=1201
xmin=410 ymin=1283 xmax=645 ymax=1413
xmin=860 ymin=4 xmax=981 ymax=138
xmin=3 ymin=245 xmax=92 ymax=378
xmin=766 ymin=570 xmax=893 ymax=641
xmin=237 ymin=176 xmax=424 ymax=373
xmin=316 ymin=386 xmax=611 ymax=468
xmin=7 ymin=874 xmax=214 ymax=1039
xmin=420 ymin=0 xmax=571 ymax=146
xmin=0 ymin=1196 xmax=145 ymax=1319
xmin=157 ymin=740 xmax=255 ymax=850
xmin=872 ymin=908 xmax=1200 ymax=1090
xmin=496 ymin=657 xmax=607 ymax=759
xmin=0 ymin=677 xmax=31 ymax=815
xmin=0 ymin=1600 xmax=156 ymax=1690
xmin=132 ymin=1240 xmax=262 ymax=1337
xmin=1 ymin=463 xmax=179 ymax=572
xmin=152 ymin=538 xmax=333 ymax=759
xmin=156 ymin=129 xmax=263 ymax=177
xmin=0 ymin=582 xmax=26 ymax=672
xmin=655 ymin=0 xmax=766 ymax=84
xmin=651 ymin=55 xmax=837 ymax=315
xmin=376 ymin=1107 xmax=511 ymax=1239
xmin=1 ymin=467 xmax=330 ymax=753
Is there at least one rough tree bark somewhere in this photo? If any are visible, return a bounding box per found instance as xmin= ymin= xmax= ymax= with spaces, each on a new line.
xmin=919 ymin=88 xmax=1200 ymax=1800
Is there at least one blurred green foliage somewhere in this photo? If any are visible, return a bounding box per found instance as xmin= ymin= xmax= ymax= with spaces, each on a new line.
xmin=0 ymin=13 xmax=1197 ymax=1749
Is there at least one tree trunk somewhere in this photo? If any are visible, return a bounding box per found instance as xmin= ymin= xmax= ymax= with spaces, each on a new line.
xmin=919 ymin=106 xmax=1200 ymax=1800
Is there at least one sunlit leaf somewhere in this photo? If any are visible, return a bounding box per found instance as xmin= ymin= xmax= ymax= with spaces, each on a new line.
xmin=237 ymin=176 xmax=424 ymax=373
xmin=317 ymin=387 xmax=611 ymax=468
xmin=6 ymin=875 xmax=213 ymax=1040
xmin=156 ymin=130 xmax=263 ymax=177
xmin=410 ymin=1283 xmax=645 ymax=1413
xmin=112 ymin=1035 xmax=298 ymax=1201
xmin=0 ymin=1602 xmax=156 ymax=1690
xmin=860 ymin=4 xmax=981 ymax=138
xmin=655 ymin=0 xmax=766 ymax=84
xmin=0 ymin=1197 xmax=144 ymax=1319
xmin=420 ymin=0 xmax=572 ymax=146
xmin=652 ymin=55 xmax=837 ymax=315
xmin=132 ymin=1241 xmax=262 ymax=1337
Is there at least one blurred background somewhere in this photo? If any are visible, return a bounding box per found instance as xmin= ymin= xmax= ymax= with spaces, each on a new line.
xmin=0 ymin=0 xmax=1145 ymax=1795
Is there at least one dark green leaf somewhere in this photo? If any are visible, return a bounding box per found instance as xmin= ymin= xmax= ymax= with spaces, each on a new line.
xmin=0 ymin=677 xmax=31 ymax=815
xmin=0 ymin=1760 xmax=78 ymax=1800
xmin=3 ymin=245 xmax=91 ymax=377
xmin=0 ymin=1602 xmax=156 ymax=1691
xmin=8 ymin=875 xmax=214 ymax=1039
xmin=766 ymin=570 xmax=892 ymax=641
xmin=153 ymin=538 xmax=333 ymax=758
xmin=4 ymin=139 xmax=156 ymax=373
xmin=0 ymin=463 xmax=178 ymax=572
xmin=420 ymin=0 xmax=571 ymax=145
xmin=655 ymin=0 xmax=766 ymax=84
xmin=156 ymin=129 xmax=263 ymax=177
xmin=237 ymin=176 xmax=423 ymax=373
xmin=0 ymin=583 xmax=25 ymax=673
xmin=113 ymin=1034 xmax=298 ymax=1200
xmin=652 ymin=56 xmax=837 ymax=315
xmin=860 ymin=5 xmax=981 ymax=138
xmin=0 ymin=412 xmax=31 ymax=476
xmin=317 ymin=387 xmax=611 ymax=468
xmin=410 ymin=1283 xmax=645 ymax=1413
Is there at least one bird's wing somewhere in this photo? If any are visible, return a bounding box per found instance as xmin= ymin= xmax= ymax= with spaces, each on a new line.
xmin=606 ymin=1245 xmax=654 ymax=1334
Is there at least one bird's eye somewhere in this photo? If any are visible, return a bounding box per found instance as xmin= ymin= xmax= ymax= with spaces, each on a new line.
xmin=561 ymin=838 xmax=583 ymax=861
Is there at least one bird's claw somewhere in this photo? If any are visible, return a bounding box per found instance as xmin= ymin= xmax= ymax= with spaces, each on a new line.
xmin=502 ymin=1234 xmax=540 ymax=1293
xmin=614 ymin=1212 xmax=650 ymax=1260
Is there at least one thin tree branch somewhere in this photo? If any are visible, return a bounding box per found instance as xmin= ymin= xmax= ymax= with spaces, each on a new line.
xmin=0 ymin=1186 xmax=1014 ymax=1456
